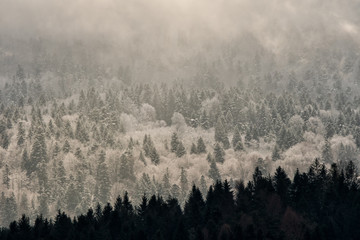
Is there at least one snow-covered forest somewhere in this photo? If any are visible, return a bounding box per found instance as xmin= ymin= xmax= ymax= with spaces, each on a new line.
xmin=1 ymin=0 xmax=360 ymax=230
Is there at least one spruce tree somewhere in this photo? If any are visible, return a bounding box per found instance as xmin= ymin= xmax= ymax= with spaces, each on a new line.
xmin=197 ymin=137 xmax=206 ymax=154
xmin=176 ymin=141 xmax=186 ymax=157
xmin=3 ymin=165 xmax=10 ymax=189
xmin=209 ymin=160 xmax=221 ymax=182
xmin=29 ymin=127 xmax=47 ymax=175
xmin=95 ymin=150 xmax=111 ymax=205
xmin=322 ymin=140 xmax=333 ymax=163
xmin=180 ymin=167 xmax=189 ymax=200
xmin=119 ymin=150 xmax=136 ymax=181
xmin=214 ymin=143 xmax=225 ymax=163
xmin=232 ymin=126 xmax=242 ymax=148
xmin=149 ymin=146 xmax=160 ymax=165
xmin=272 ymin=144 xmax=281 ymax=161
xmin=62 ymin=139 xmax=70 ymax=153
xmin=171 ymin=132 xmax=179 ymax=153
xmin=17 ymin=122 xmax=26 ymax=146
xmin=190 ymin=143 xmax=197 ymax=154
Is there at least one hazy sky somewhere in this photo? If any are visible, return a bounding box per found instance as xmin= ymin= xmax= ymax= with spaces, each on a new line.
xmin=1 ymin=0 xmax=359 ymax=47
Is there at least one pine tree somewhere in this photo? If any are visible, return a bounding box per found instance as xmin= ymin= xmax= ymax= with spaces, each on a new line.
xmin=234 ymin=139 xmax=244 ymax=152
xmin=162 ymin=168 xmax=171 ymax=197
xmin=209 ymin=160 xmax=221 ymax=182
xmin=149 ymin=146 xmax=160 ymax=165
xmin=206 ymin=153 xmax=213 ymax=163
xmin=200 ymin=175 xmax=207 ymax=197
xmin=232 ymin=126 xmax=242 ymax=148
xmin=322 ymin=139 xmax=333 ymax=163
xmin=176 ymin=141 xmax=186 ymax=157
xmin=139 ymin=151 xmax=146 ymax=166
xmin=119 ymin=150 xmax=136 ymax=181
xmin=180 ymin=167 xmax=189 ymax=201
xmin=62 ymin=139 xmax=70 ymax=153
xmin=200 ymin=110 xmax=210 ymax=129
xmin=95 ymin=151 xmax=111 ymax=205
xmin=273 ymin=166 xmax=291 ymax=202
xmin=17 ymin=122 xmax=26 ymax=146
xmin=190 ymin=143 xmax=197 ymax=154
xmin=171 ymin=132 xmax=179 ymax=153
xmin=29 ymin=127 xmax=47 ymax=175
xmin=197 ymin=137 xmax=206 ymax=154
xmin=272 ymin=144 xmax=281 ymax=161
xmin=3 ymin=165 xmax=10 ymax=189
xmin=65 ymin=176 xmax=81 ymax=213
xmin=214 ymin=143 xmax=225 ymax=163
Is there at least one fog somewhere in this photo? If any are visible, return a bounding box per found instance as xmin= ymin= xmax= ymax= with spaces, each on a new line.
xmin=1 ymin=0 xmax=360 ymax=70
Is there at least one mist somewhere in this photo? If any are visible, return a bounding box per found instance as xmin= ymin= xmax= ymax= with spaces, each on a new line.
xmin=1 ymin=0 xmax=360 ymax=84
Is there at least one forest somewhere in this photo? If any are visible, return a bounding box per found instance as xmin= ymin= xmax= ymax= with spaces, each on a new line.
xmin=1 ymin=1 xmax=360 ymax=238
xmin=0 ymin=160 xmax=359 ymax=240
xmin=0 ymin=64 xmax=360 ymax=228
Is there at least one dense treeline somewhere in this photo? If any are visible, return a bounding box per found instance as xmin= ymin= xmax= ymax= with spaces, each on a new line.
xmin=1 ymin=64 xmax=360 ymax=226
xmin=0 ymin=159 xmax=359 ymax=240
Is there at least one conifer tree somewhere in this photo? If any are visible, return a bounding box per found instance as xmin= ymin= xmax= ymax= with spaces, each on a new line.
xmin=180 ymin=167 xmax=189 ymax=200
xmin=3 ymin=165 xmax=10 ymax=189
xmin=176 ymin=141 xmax=186 ymax=157
xmin=209 ymin=160 xmax=221 ymax=182
xmin=29 ymin=127 xmax=47 ymax=175
xmin=206 ymin=153 xmax=213 ymax=163
xmin=17 ymin=122 xmax=26 ymax=146
xmin=139 ymin=151 xmax=146 ymax=166
xmin=149 ymin=146 xmax=160 ymax=165
xmin=200 ymin=175 xmax=207 ymax=197
xmin=272 ymin=144 xmax=281 ymax=161
xmin=190 ymin=143 xmax=197 ymax=154
xmin=214 ymin=143 xmax=225 ymax=163
xmin=62 ymin=139 xmax=70 ymax=153
xmin=171 ymin=132 xmax=179 ymax=153
xmin=322 ymin=139 xmax=333 ymax=163
xmin=119 ymin=150 xmax=136 ymax=181
xmin=197 ymin=137 xmax=206 ymax=154
xmin=95 ymin=151 xmax=111 ymax=205
xmin=232 ymin=126 xmax=242 ymax=148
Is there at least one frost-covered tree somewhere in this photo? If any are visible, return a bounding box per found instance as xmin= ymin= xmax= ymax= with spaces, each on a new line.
xmin=209 ymin=160 xmax=221 ymax=183
xmin=215 ymin=117 xmax=230 ymax=149
xmin=119 ymin=150 xmax=136 ymax=181
xmin=197 ymin=137 xmax=206 ymax=154
xmin=322 ymin=140 xmax=333 ymax=163
xmin=2 ymin=165 xmax=10 ymax=189
xmin=62 ymin=139 xmax=70 ymax=153
xmin=190 ymin=143 xmax=197 ymax=154
xmin=149 ymin=146 xmax=160 ymax=165
xmin=214 ymin=143 xmax=225 ymax=163
xmin=95 ymin=151 xmax=111 ymax=205
xmin=17 ymin=122 xmax=26 ymax=146
xmin=272 ymin=144 xmax=281 ymax=161
xmin=180 ymin=167 xmax=188 ymax=200
xmin=171 ymin=132 xmax=179 ymax=153
xmin=176 ymin=141 xmax=186 ymax=158
xmin=29 ymin=127 xmax=47 ymax=175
